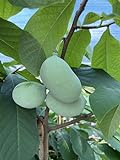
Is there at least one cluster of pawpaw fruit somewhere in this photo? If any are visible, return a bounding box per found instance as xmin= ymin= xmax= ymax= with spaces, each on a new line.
xmin=12 ymin=55 xmax=86 ymax=117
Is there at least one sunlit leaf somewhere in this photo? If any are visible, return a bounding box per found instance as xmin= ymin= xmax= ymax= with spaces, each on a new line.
xmin=83 ymin=12 xmax=100 ymax=25
xmin=0 ymin=18 xmax=23 ymax=61
xmin=9 ymin=0 xmax=64 ymax=8
xmin=25 ymin=0 xmax=75 ymax=57
xmin=99 ymin=105 xmax=120 ymax=139
xmin=0 ymin=0 xmax=22 ymax=19
xmin=19 ymin=31 xmax=46 ymax=76
xmin=92 ymin=28 xmax=120 ymax=81
xmin=64 ymin=30 xmax=91 ymax=67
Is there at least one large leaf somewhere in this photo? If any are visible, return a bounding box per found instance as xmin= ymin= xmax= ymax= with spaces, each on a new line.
xmin=64 ymin=30 xmax=91 ymax=67
xmin=70 ymin=128 xmax=95 ymax=160
xmin=109 ymin=0 xmax=120 ymax=16
xmin=109 ymin=137 xmax=120 ymax=152
xmin=77 ymin=67 xmax=120 ymax=138
xmin=83 ymin=12 xmax=100 ymax=25
xmin=92 ymin=28 xmax=120 ymax=82
xmin=0 ymin=0 xmax=22 ymax=19
xmin=114 ymin=127 xmax=120 ymax=141
xmin=49 ymin=132 xmax=59 ymax=156
xmin=109 ymin=129 xmax=120 ymax=152
xmin=19 ymin=31 xmax=46 ymax=76
xmin=0 ymin=18 xmax=23 ymax=61
xmin=90 ymin=85 xmax=120 ymax=139
xmin=17 ymin=69 xmax=39 ymax=82
xmin=99 ymin=105 xmax=120 ymax=139
xmin=73 ymin=67 xmax=120 ymax=89
xmin=57 ymin=131 xmax=78 ymax=160
xmin=9 ymin=0 xmax=64 ymax=8
xmin=98 ymin=144 xmax=120 ymax=160
xmin=0 ymin=18 xmax=46 ymax=76
xmin=25 ymin=0 xmax=75 ymax=57
xmin=0 ymin=74 xmax=39 ymax=160
xmin=90 ymin=87 xmax=120 ymax=121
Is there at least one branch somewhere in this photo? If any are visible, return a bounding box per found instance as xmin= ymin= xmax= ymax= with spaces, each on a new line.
xmin=61 ymin=0 xmax=88 ymax=59
xmin=37 ymin=107 xmax=49 ymax=160
xmin=76 ymin=21 xmax=115 ymax=30
xmin=12 ymin=66 xmax=23 ymax=74
xmin=42 ymin=107 xmax=49 ymax=160
xmin=48 ymin=113 xmax=93 ymax=132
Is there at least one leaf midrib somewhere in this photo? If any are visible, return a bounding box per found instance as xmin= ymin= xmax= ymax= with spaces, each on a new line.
xmin=41 ymin=0 xmax=74 ymax=48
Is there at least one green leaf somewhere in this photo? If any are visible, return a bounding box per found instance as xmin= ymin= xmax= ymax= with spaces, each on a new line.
xmin=99 ymin=105 xmax=120 ymax=139
xmin=9 ymin=0 xmax=64 ymax=8
xmin=0 ymin=18 xmax=46 ymax=76
xmin=90 ymin=87 xmax=120 ymax=121
xmin=0 ymin=61 xmax=6 ymax=79
xmin=73 ymin=67 xmax=120 ymax=89
xmin=0 ymin=74 xmax=39 ymax=160
xmin=114 ymin=16 xmax=120 ymax=26
xmin=78 ymin=67 xmax=120 ymax=138
xmin=0 ymin=62 xmax=6 ymax=74
xmin=83 ymin=12 xmax=100 ymax=25
xmin=109 ymin=0 xmax=120 ymax=16
xmin=70 ymin=128 xmax=83 ymax=156
xmin=0 ymin=0 xmax=22 ymax=19
xmin=85 ymin=45 xmax=93 ymax=60
xmin=92 ymin=28 xmax=120 ymax=82
xmin=70 ymin=128 xmax=95 ymax=160
xmin=25 ymin=0 xmax=75 ymax=57
xmin=114 ymin=127 xmax=120 ymax=141
xmin=100 ymin=13 xmax=116 ymax=21
xmin=1 ymin=74 xmax=24 ymax=95
xmin=64 ymin=30 xmax=91 ymax=67
xmin=49 ymin=132 xmax=58 ymax=156
xmin=109 ymin=135 xmax=120 ymax=152
xmin=57 ymin=131 xmax=78 ymax=160
xmin=90 ymin=87 xmax=120 ymax=139
xmin=19 ymin=31 xmax=46 ymax=76
xmin=98 ymin=144 xmax=120 ymax=160
xmin=3 ymin=60 xmax=19 ymax=67
xmin=0 ymin=18 xmax=23 ymax=61
xmin=17 ymin=69 xmax=39 ymax=82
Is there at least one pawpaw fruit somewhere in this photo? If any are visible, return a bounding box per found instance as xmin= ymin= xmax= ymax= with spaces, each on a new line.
xmin=12 ymin=81 xmax=46 ymax=109
xmin=40 ymin=55 xmax=81 ymax=103
xmin=46 ymin=93 xmax=86 ymax=117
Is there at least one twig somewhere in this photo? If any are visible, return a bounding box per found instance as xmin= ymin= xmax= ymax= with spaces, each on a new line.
xmin=76 ymin=21 xmax=115 ymax=30
xmin=61 ymin=0 xmax=88 ymax=59
xmin=48 ymin=113 xmax=93 ymax=132
xmin=12 ymin=66 xmax=23 ymax=74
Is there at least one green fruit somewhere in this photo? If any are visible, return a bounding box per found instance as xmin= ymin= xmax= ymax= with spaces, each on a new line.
xmin=46 ymin=93 xmax=86 ymax=117
xmin=12 ymin=81 xmax=46 ymax=109
xmin=40 ymin=55 xmax=81 ymax=103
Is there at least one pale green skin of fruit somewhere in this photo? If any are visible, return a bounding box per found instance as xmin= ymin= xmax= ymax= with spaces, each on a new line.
xmin=46 ymin=93 xmax=86 ymax=117
xmin=40 ymin=55 xmax=82 ymax=103
xmin=12 ymin=81 xmax=46 ymax=109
